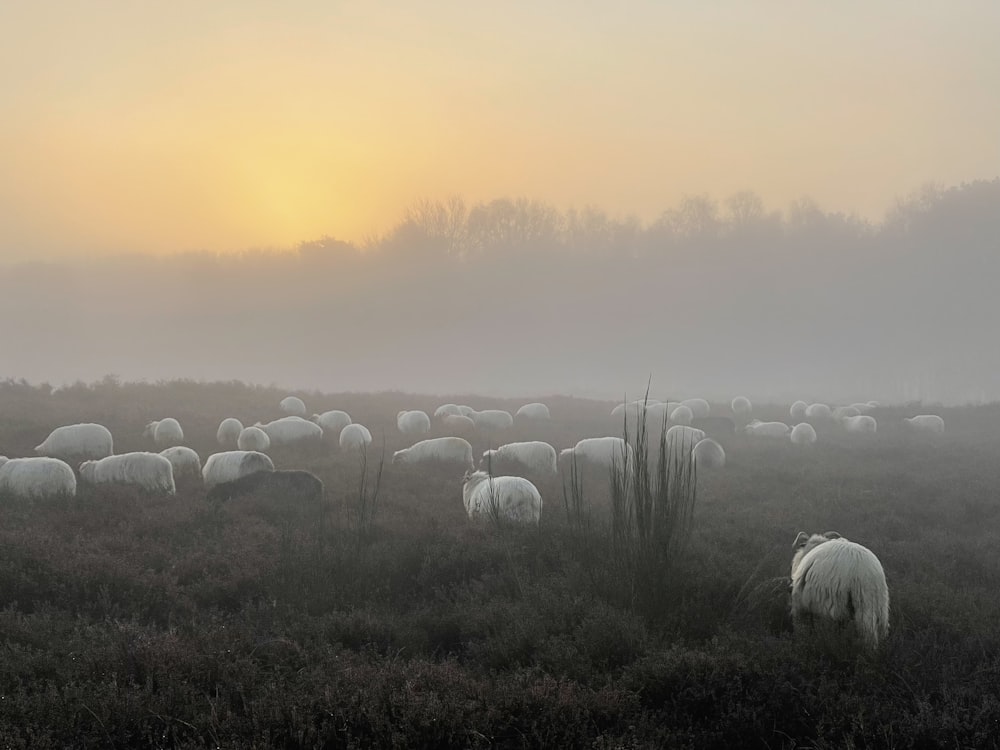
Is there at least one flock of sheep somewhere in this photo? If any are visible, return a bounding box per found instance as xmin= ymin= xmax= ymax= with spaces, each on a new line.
xmin=0 ymin=390 xmax=947 ymax=650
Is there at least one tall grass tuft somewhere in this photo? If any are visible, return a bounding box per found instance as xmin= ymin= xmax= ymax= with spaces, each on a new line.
xmin=349 ymin=440 xmax=385 ymax=543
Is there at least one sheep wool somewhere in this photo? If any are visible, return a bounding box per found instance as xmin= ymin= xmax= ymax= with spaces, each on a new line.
xmin=80 ymin=452 xmax=176 ymax=494
xmin=462 ymin=471 xmax=542 ymax=525
xmin=35 ymin=423 xmax=114 ymax=461
xmin=0 ymin=457 xmax=77 ymax=499
xmin=480 ymin=441 xmax=558 ymax=476
xmin=393 ymin=437 xmax=474 ymax=469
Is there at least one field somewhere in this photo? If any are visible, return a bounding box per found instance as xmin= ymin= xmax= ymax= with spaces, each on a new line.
xmin=2 ymin=378 xmax=1000 ymax=748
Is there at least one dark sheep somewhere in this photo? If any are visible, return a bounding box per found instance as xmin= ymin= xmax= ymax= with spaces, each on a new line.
xmin=207 ymin=469 xmax=324 ymax=503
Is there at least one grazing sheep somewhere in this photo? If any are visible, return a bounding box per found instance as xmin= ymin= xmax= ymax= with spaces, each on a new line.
xmin=434 ymin=404 xmax=464 ymax=419
xmin=664 ymin=425 xmax=706 ymax=467
xmin=159 ymin=446 xmax=202 ymax=480
xmin=790 ymin=401 xmax=809 ymax=420
xmin=681 ymin=398 xmax=711 ymax=419
xmin=237 ymin=426 xmax=271 ymax=452
xmin=641 ymin=402 xmax=675 ymax=428
xmin=393 ymin=437 xmax=474 ymax=469
xmin=457 ymin=405 xmax=477 ymax=417
xmin=473 ymin=409 xmax=514 ymax=431
xmin=731 ymin=396 xmax=752 ymax=419
xmin=312 ymin=410 xmax=352 ymax=435
xmin=842 ymin=415 xmax=877 ymax=434
xmin=202 ymin=451 xmax=275 ymax=488
xmin=279 ymin=396 xmax=307 ymax=416
xmin=832 ymin=406 xmax=861 ymax=421
xmin=790 ymin=531 xmax=890 ymax=650
xmin=805 ymin=403 xmax=832 ymax=419
xmin=35 ymin=423 xmax=113 ymax=461
xmin=397 ymin=410 xmax=432 ymax=436
xmin=339 ymin=424 xmax=373 ymax=451
xmin=669 ymin=405 xmax=694 ymax=426
xmin=207 ymin=469 xmax=324 ymax=503
xmin=80 ymin=452 xmax=176 ymax=494
xmin=441 ymin=414 xmax=476 ymax=434
xmin=611 ymin=398 xmax=660 ymax=419
xmin=481 ymin=441 xmax=558 ymax=476
xmin=559 ymin=437 xmax=634 ymax=473
xmin=216 ymin=418 xmax=244 ymax=447
xmin=143 ymin=418 xmax=184 ymax=447
xmin=903 ymin=415 xmax=945 ymax=435
xmin=745 ymin=420 xmax=791 ymax=438
xmin=515 ymin=402 xmax=551 ymax=420
xmin=692 ymin=438 xmax=726 ymax=469
xmin=0 ymin=457 xmax=77 ymax=499
xmin=255 ymin=416 xmax=323 ymax=446
xmin=790 ymin=423 xmax=818 ymax=445
xmin=462 ymin=470 xmax=542 ymax=525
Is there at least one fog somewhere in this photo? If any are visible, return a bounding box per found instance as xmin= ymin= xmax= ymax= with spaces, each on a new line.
xmin=2 ymin=182 xmax=997 ymax=405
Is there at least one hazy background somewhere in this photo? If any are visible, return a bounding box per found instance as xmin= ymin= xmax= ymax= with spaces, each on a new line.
xmin=1 ymin=2 xmax=998 ymax=403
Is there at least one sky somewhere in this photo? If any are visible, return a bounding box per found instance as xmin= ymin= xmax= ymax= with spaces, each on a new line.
xmin=1 ymin=1 xmax=998 ymax=261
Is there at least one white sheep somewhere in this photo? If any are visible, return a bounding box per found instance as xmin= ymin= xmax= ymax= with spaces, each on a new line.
xmin=216 ymin=418 xmax=244 ymax=447
xmin=692 ymin=438 xmax=726 ymax=470
xmin=279 ymin=396 xmax=307 ymax=416
xmin=254 ymin=416 xmax=323 ymax=446
xmin=790 ymin=423 xmax=818 ymax=445
xmin=457 ymin=405 xmax=477 ymax=417
xmin=805 ymin=403 xmax=832 ymax=419
xmin=80 ymin=452 xmax=176 ymax=494
xmin=481 ymin=441 xmax=558 ymax=476
xmin=462 ymin=470 xmax=542 ymax=525
xmin=237 ymin=426 xmax=271 ymax=452
xmin=903 ymin=415 xmax=945 ymax=435
xmin=558 ymin=437 xmax=634 ymax=473
xmin=790 ymin=531 xmax=890 ymax=650
xmin=643 ymin=402 xmax=674 ymax=428
xmin=159 ymin=446 xmax=202 ymax=480
xmin=202 ymin=450 xmax=275 ymax=488
xmin=35 ymin=423 xmax=114 ymax=461
xmin=312 ymin=410 xmax=352 ymax=435
xmin=397 ymin=410 xmax=432 ymax=436
xmin=731 ymin=396 xmax=752 ymax=419
xmin=790 ymin=401 xmax=808 ymax=420
xmin=515 ymin=402 xmax=551 ymax=420
xmin=434 ymin=404 xmax=464 ymax=419
xmin=143 ymin=418 xmax=184 ymax=447
xmin=339 ymin=424 xmax=373 ymax=451
xmin=441 ymin=414 xmax=476 ymax=434
xmin=842 ymin=415 xmax=877 ymax=434
xmin=392 ymin=437 xmax=474 ymax=469
xmin=745 ymin=420 xmax=791 ymax=437
xmin=832 ymin=406 xmax=861 ymax=421
xmin=0 ymin=457 xmax=77 ymax=499
xmin=669 ymin=405 xmax=694 ymax=426
xmin=473 ymin=409 xmax=514 ymax=431
xmin=611 ymin=398 xmax=660 ymax=419
xmin=681 ymin=398 xmax=711 ymax=419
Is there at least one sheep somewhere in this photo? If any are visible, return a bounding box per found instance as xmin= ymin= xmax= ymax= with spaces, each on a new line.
xmin=473 ymin=409 xmax=514 ymax=431
xmin=867 ymin=401 xmax=880 ymax=408
xmin=397 ymin=410 xmax=432 ymax=436
xmin=462 ymin=470 xmax=542 ymax=525
xmin=664 ymin=425 xmax=706 ymax=467
xmin=681 ymin=398 xmax=711 ymax=419
xmin=559 ymin=437 xmax=634 ymax=473
xmin=457 ymin=405 xmax=477 ymax=417
xmin=481 ymin=441 xmax=558 ymax=476
xmin=159 ymin=446 xmax=202 ymax=480
xmin=745 ymin=420 xmax=791 ymax=437
xmin=790 ymin=531 xmax=890 ymax=650
xmin=279 ymin=396 xmax=307 ymax=416
xmin=143 ymin=418 xmax=184 ymax=447
xmin=312 ymin=410 xmax=352 ymax=435
xmin=202 ymin=450 xmax=275 ymax=488
xmin=79 ymin=452 xmax=176 ymax=494
xmin=790 ymin=401 xmax=808 ymax=420
xmin=392 ymin=437 xmax=474 ymax=469
xmin=832 ymin=406 xmax=861 ymax=421
xmin=903 ymin=415 xmax=945 ymax=435
xmin=254 ymin=416 xmax=323 ymax=446
xmin=731 ymin=396 xmax=752 ymax=419
xmin=207 ymin=469 xmax=324 ymax=503
xmin=692 ymin=438 xmax=726 ymax=470
xmin=805 ymin=403 xmax=832 ymax=419
xmin=441 ymin=414 xmax=476 ymax=434
xmin=515 ymin=402 xmax=551 ymax=420
xmin=216 ymin=418 xmax=244 ymax=447
xmin=611 ymin=399 xmax=659 ymax=419
xmin=790 ymin=422 xmax=818 ymax=445
xmin=0 ymin=457 xmax=77 ymax=499
xmin=237 ymin=426 xmax=271 ymax=452
xmin=339 ymin=423 xmax=373 ymax=451
xmin=642 ymin=402 xmax=674 ymax=428
xmin=842 ymin=415 xmax=877 ymax=434
xmin=35 ymin=423 xmax=114 ymax=461
xmin=669 ymin=405 xmax=694 ymax=426
xmin=434 ymin=404 xmax=464 ymax=419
